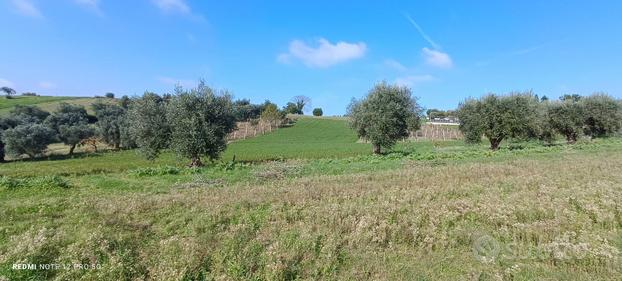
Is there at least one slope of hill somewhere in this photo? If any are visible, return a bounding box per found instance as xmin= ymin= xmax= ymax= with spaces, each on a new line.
xmin=222 ymin=116 xmax=371 ymax=161
xmin=0 ymin=96 xmax=110 ymax=116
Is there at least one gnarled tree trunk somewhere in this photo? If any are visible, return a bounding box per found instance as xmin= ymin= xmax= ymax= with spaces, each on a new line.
xmin=69 ymin=144 xmax=76 ymax=155
xmin=566 ymin=133 xmax=577 ymax=144
xmin=372 ymin=143 xmax=381 ymax=154
xmin=489 ymin=138 xmax=502 ymax=150
xmin=189 ymin=156 xmax=203 ymax=167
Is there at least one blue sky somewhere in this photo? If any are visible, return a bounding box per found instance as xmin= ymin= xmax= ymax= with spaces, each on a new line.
xmin=2 ymin=0 xmax=622 ymax=115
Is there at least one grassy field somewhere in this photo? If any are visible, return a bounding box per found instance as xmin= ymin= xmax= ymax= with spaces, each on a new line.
xmin=1 ymin=118 xmax=621 ymax=280
xmin=222 ymin=117 xmax=371 ymax=161
xmin=0 ymin=96 xmax=109 ymax=116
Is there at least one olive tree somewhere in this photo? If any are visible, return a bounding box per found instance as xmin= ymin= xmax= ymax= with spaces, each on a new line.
xmin=547 ymin=99 xmax=585 ymax=143
xmin=44 ymin=103 xmax=94 ymax=155
xmin=93 ymin=102 xmax=126 ymax=149
xmin=165 ymin=82 xmax=236 ymax=167
xmin=9 ymin=105 xmax=50 ymax=123
xmin=581 ymin=93 xmax=622 ymax=138
xmin=2 ymin=123 xmax=56 ymax=158
xmin=348 ymin=82 xmax=422 ymax=154
xmin=127 ymin=92 xmax=170 ymax=160
xmin=457 ymin=92 xmax=540 ymax=150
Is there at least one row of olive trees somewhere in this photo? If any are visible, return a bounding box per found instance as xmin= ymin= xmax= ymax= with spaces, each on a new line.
xmin=456 ymin=92 xmax=622 ymax=150
xmin=0 ymin=100 xmax=134 ymax=161
xmin=0 ymin=82 xmax=287 ymax=164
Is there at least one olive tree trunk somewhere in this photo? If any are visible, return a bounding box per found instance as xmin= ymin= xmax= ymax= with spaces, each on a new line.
xmin=489 ymin=138 xmax=502 ymax=150
xmin=189 ymin=156 xmax=203 ymax=167
xmin=372 ymin=143 xmax=381 ymax=154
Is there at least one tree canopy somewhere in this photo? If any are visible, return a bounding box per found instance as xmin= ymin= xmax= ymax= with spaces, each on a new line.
xmin=348 ymin=82 xmax=422 ymax=154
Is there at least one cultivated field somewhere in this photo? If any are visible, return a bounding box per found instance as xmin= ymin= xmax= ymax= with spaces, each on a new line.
xmin=1 ymin=115 xmax=621 ymax=280
xmin=0 ymin=96 xmax=111 ymax=116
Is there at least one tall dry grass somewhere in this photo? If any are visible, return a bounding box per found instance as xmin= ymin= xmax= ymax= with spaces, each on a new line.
xmin=1 ymin=151 xmax=621 ymax=280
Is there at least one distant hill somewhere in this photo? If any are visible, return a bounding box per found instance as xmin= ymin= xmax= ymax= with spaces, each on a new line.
xmin=0 ymin=96 xmax=115 ymax=116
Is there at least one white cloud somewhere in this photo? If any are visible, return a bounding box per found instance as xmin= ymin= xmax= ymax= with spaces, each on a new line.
xmin=422 ymin=47 xmax=453 ymax=69
xmin=384 ymin=59 xmax=408 ymax=72
xmin=10 ymin=0 xmax=42 ymax=18
xmin=0 ymin=78 xmax=15 ymax=88
xmin=278 ymin=38 xmax=367 ymax=68
xmin=152 ymin=0 xmax=190 ymax=14
xmin=394 ymin=75 xmax=435 ymax=87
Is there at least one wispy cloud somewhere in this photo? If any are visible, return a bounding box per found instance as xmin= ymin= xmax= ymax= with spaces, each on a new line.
xmin=0 ymin=78 xmax=15 ymax=88
xmin=404 ymin=13 xmax=440 ymax=50
xmin=278 ymin=38 xmax=367 ymax=68
xmin=394 ymin=74 xmax=436 ymax=87
xmin=384 ymin=59 xmax=408 ymax=72
xmin=152 ymin=0 xmax=190 ymax=14
xmin=475 ymin=42 xmax=552 ymax=67
xmin=422 ymin=47 xmax=453 ymax=69
xmin=74 ymin=0 xmax=103 ymax=16
xmin=10 ymin=0 xmax=42 ymax=18
xmin=404 ymin=13 xmax=453 ymax=69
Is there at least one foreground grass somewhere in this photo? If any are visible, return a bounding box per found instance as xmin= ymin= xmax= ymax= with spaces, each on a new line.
xmin=1 ymin=146 xmax=621 ymax=280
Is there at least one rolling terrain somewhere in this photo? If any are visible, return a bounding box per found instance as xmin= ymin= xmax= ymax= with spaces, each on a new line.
xmin=1 ymin=115 xmax=621 ymax=280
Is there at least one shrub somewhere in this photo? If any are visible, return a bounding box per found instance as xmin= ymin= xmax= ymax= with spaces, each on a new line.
xmin=0 ymin=175 xmax=71 ymax=189
xmin=348 ymin=82 xmax=422 ymax=154
xmin=313 ymin=108 xmax=323 ymax=116
xmin=105 ymin=92 xmax=115 ymax=99
xmin=261 ymin=103 xmax=284 ymax=129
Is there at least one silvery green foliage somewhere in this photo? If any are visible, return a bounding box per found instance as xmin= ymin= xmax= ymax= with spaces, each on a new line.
xmin=44 ymin=103 xmax=94 ymax=154
xmin=457 ymin=92 xmax=540 ymax=150
xmin=8 ymin=105 xmax=50 ymax=124
xmin=581 ymin=93 xmax=622 ymax=138
xmin=2 ymin=123 xmax=56 ymax=158
xmin=127 ymin=92 xmax=170 ymax=161
xmin=165 ymin=81 xmax=236 ymax=166
xmin=348 ymin=82 xmax=422 ymax=154
xmin=93 ymin=102 xmax=126 ymax=149
xmin=547 ymin=99 xmax=585 ymax=143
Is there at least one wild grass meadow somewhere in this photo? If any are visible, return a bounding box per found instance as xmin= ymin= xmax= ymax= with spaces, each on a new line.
xmin=1 ymin=112 xmax=621 ymax=280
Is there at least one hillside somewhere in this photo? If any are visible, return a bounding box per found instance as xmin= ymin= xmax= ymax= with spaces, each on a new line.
xmin=0 ymin=96 xmax=111 ymax=116
xmin=223 ymin=116 xmax=371 ymax=161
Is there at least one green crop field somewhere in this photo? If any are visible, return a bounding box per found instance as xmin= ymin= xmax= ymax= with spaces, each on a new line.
xmin=0 ymin=96 xmax=109 ymax=116
xmin=1 ymin=117 xmax=622 ymax=280
xmin=222 ymin=117 xmax=372 ymax=161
